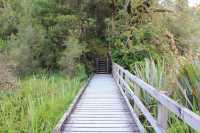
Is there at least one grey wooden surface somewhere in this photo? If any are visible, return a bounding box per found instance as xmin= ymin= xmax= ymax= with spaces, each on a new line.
xmin=62 ymin=74 xmax=140 ymax=133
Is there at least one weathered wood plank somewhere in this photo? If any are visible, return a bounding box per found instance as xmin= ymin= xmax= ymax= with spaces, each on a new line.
xmin=76 ymin=105 xmax=126 ymax=108
xmin=63 ymin=131 xmax=138 ymax=133
xmin=71 ymin=112 xmax=131 ymax=115
xmin=77 ymin=103 xmax=126 ymax=106
xmin=70 ymin=115 xmax=132 ymax=118
xmin=78 ymin=100 xmax=124 ymax=103
xmin=76 ymin=103 xmax=125 ymax=106
xmin=63 ymin=127 xmax=138 ymax=132
xmin=81 ymin=98 xmax=124 ymax=100
xmin=81 ymin=96 xmax=123 ymax=98
xmin=76 ymin=105 xmax=127 ymax=108
xmin=62 ymin=132 xmax=136 ymax=133
xmin=75 ymin=109 xmax=129 ymax=112
xmin=63 ymin=123 xmax=137 ymax=128
xmin=157 ymin=101 xmax=168 ymax=131
xmin=67 ymin=116 xmax=134 ymax=121
xmin=66 ymin=120 xmax=136 ymax=124
xmin=74 ymin=110 xmax=129 ymax=112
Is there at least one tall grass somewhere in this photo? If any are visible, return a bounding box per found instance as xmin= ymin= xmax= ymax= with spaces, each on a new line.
xmin=177 ymin=63 xmax=200 ymax=112
xmin=0 ymin=73 xmax=87 ymax=133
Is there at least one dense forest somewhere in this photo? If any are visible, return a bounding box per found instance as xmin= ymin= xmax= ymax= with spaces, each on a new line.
xmin=0 ymin=0 xmax=200 ymax=132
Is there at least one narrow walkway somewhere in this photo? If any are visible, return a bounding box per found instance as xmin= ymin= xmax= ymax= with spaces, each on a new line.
xmin=62 ymin=74 xmax=140 ymax=133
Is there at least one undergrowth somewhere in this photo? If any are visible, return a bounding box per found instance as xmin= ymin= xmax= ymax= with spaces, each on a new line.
xmin=0 ymin=73 xmax=87 ymax=133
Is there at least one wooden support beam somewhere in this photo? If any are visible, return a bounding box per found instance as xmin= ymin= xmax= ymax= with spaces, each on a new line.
xmin=157 ymin=102 xmax=168 ymax=131
xmin=157 ymin=91 xmax=169 ymax=131
xmin=133 ymin=84 xmax=141 ymax=116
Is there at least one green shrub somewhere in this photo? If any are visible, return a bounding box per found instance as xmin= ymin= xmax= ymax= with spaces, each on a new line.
xmin=58 ymin=37 xmax=85 ymax=76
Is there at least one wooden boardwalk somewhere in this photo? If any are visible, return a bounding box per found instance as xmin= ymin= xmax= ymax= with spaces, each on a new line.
xmin=61 ymin=74 xmax=140 ymax=133
xmin=54 ymin=62 xmax=200 ymax=133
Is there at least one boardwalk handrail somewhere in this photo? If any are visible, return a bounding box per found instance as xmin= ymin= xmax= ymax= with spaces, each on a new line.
xmin=112 ymin=63 xmax=200 ymax=133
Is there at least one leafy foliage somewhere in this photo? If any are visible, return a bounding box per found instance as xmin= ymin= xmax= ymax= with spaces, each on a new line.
xmin=177 ymin=63 xmax=200 ymax=111
xmin=58 ymin=37 xmax=85 ymax=76
xmin=0 ymin=0 xmax=89 ymax=75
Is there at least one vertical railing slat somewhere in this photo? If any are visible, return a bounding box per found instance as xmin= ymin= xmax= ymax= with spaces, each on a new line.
xmin=157 ymin=91 xmax=169 ymax=131
xmin=133 ymin=84 xmax=141 ymax=116
xmin=157 ymin=102 xmax=168 ymax=131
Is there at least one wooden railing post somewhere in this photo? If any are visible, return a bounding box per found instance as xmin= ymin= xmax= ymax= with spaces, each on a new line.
xmin=118 ymin=68 xmax=121 ymax=85
xmin=107 ymin=57 xmax=109 ymax=73
xmin=157 ymin=91 xmax=169 ymax=131
xmin=122 ymin=72 xmax=125 ymax=80
xmin=122 ymin=71 xmax=127 ymax=93
xmin=133 ymin=84 xmax=141 ymax=116
xmin=96 ymin=58 xmax=99 ymax=73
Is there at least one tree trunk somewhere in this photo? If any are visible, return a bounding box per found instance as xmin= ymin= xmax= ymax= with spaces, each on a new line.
xmin=111 ymin=0 xmax=116 ymax=33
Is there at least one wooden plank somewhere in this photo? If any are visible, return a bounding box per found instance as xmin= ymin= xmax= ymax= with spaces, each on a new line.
xmin=63 ymin=131 xmax=138 ymax=133
xmin=63 ymin=123 xmax=138 ymax=128
xmin=76 ymin=103 xmax=125 ymax=106
xmin=66 ymin=120 xmax=136 ymax=124
xmin=75 ymin=108 xmax=128 ymax=110
xmin=70 ymin=115 xmax=132 ymax=118
xmin=157 ymin=101 xmax=168 ymax=131
xmin=71 ymin=112 xmax=131 ymax=115
xmin=133 ymin=84 xmax=141 ymax=116
xmin=81 ymin=96 xmax=123 ymax=101
xmin=77 ymin=102 xmax=125 ymax=105
xmin=81 ymin=97 xmax=123 ymax=99
xmin=76 ymin=105 xmax=126 ymax=107
xmin=63 ymin=127 xmax=138 ymax=132
xmin=114 ymin=63 xmax=200 ymax=132
xmin=81 ymin=96 xmax=122 ymax=99
xmin=75 ymin=105 xmax=126 ymax=108
xmin=75 ymin=108 xmax=127 ymax=111
xmin=80 ymin=99 xmax=124 ymax=101
xmin=76 ymin=108 xmax=129 ymax=112
xmin=70 ymin=115 xmax=132 ymax=119
xmin=77 ymin=100 xmax=124 ymax=103
xmin=67 ymin=117 xmax=134 ymax=121
xmin=78 ymin=102 xmax=124 ymax=105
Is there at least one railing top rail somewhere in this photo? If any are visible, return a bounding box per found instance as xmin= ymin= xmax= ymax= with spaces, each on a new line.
xmin=112 ymin=63 xmax=200 ymax=132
